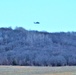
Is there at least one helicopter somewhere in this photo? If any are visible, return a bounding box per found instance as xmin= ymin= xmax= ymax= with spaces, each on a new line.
xmin=34 ymin=22 xmax=40 ymax=24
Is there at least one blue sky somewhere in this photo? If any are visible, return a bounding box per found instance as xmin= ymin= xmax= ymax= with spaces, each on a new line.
xmin=0 ymin=0 xmax=76 ymax=32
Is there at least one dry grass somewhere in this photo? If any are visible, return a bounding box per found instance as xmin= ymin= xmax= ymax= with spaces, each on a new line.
xmin=0 ymin=66 xmax=76 ymax=75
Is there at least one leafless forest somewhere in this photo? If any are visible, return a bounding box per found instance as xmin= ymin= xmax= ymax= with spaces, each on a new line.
xmin=0 ymin=27 xmax=76 ymax=66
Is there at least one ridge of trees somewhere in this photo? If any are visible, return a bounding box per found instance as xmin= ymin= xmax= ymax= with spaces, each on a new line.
xmin=0 ymin=27 xmax=76 ymax=66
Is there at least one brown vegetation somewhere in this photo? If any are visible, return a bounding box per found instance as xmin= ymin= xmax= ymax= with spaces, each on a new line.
xmin=0 ymin=66 xmax=76 ymax=75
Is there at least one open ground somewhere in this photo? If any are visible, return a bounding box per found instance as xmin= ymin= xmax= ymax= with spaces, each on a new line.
xmin=0 ymin=66 xmax=76 ymax=75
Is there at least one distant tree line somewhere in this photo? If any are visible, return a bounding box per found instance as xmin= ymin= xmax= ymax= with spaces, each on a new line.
xmin=0 ymin=27 xmax=76 ymax=66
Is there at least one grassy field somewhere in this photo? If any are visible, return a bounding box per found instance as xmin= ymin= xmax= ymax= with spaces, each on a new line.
xmin=0 ymin=66 xmax=76 ymax=75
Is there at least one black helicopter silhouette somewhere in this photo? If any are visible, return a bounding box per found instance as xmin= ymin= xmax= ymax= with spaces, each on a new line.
xmin=34 ymin=22 xmax=40 ymax=24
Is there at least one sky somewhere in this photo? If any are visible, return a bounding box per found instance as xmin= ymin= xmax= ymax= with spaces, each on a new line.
xmin=0 ymin=0 xmax=76 ymax=32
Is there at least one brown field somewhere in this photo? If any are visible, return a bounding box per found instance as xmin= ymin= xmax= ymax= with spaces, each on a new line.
xmin=0 ymin=66 xmax=76 ymax=75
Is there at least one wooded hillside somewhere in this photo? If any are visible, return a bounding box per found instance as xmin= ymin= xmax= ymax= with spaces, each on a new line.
xmin=0 ymin=27 xmax=76 ymax=66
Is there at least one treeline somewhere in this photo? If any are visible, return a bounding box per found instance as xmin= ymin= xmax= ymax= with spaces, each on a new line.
xmin=0 ymin=27 xmax=76 ymax=66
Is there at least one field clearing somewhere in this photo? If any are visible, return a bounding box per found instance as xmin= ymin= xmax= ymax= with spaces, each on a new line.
xmin=0 ymin=66 xmax=76 ymax=75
